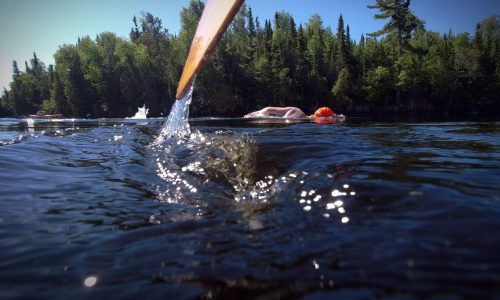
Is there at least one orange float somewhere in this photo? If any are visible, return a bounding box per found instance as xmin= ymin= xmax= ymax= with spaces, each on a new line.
xmin=313 ymin=107 xmax=335 ymax=118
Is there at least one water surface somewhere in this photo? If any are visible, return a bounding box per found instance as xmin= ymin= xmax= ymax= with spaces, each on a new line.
xmin=0 ymin=117 xmax=499 ymax=299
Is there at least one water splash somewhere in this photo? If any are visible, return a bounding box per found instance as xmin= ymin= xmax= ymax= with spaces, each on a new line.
xmin=152 ymin=129 xmax=258 ymax=205
xmin=127 ymin=105 xmax=149 ymax=119
xmin=151 ymin=79 xmax=352 ymax=225
xmin=156 ymin=82 xmax=194 ymax=144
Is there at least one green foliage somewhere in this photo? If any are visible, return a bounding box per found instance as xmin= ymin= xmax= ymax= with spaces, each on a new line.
xmin=0 ymin=53 xmax=51 ymax=116
xmin=1 ymin=4 xmax=499 ymax=118
xmin=332 ymin=67 xmax=352 ymax=108
xmin=41 ymin=99 xmax=57 ymax=114
xmin=364 ymin=66 xmax=393 ymax=106
xmin=178 ymin=0 xmax=204 ymax=60
xmin=368 ymin=0 xmax=423 ymax=108
xmin=54 ymin=44 xmax=90 ymax=116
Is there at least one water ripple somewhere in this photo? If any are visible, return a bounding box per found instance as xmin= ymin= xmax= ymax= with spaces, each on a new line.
xmin=0 ymin=118 xmax=499 ymax=298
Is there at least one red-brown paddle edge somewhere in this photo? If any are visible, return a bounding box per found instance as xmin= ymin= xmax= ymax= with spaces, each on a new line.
xmin=176 ymin=0 xmax=244 ymax=100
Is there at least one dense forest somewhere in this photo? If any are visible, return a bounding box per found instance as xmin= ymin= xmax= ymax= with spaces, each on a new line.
xmin=1 ymin=0 xmax=499 ymax=118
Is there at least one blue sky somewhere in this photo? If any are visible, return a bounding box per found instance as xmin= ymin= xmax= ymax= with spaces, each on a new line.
xmin=1 ymin=0 xmax=498 ymax=92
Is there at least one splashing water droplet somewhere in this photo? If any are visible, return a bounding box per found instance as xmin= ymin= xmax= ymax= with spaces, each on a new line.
xmin=333 ymin=200 xmax=343 ymax=207
xmin=84 ymin=276 xmax=97 ymax=287
xmin=127 ymin=105 xmax=149 ymax=119
xmin=331 ymin=189 xmax=342 ymax=197
xmin=156 ymin=81 xmax=194 ymax=143
xmin=313 ymin=260 xmax=320 ymax=270
xmin=326 ymin=203 xmax=336 ymax=210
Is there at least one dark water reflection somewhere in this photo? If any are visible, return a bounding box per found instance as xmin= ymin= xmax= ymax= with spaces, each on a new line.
xmin=0 ymin=117 xmax=499 ymax=299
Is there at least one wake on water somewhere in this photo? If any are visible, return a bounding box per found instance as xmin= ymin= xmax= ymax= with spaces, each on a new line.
xmin=151 ymin=81 xmax=351 ymax=227
xmin=151 ymin=81 xmax=263 ymax=205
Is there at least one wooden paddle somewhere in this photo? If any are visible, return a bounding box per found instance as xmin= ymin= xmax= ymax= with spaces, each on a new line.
xmin=176 ymin=0 xmax=245 ymax=100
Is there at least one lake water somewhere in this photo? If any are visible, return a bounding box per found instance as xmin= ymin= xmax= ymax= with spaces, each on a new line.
xmin=0 ymin=117 xmax=499 ymax=299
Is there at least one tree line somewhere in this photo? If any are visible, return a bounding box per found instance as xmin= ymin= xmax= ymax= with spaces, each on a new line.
xmin=1 ymin=0 xmax=499 ymax=118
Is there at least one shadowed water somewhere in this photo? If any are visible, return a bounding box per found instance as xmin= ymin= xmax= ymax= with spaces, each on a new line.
xmin=0 ymin=117 xmax=499 ymax=299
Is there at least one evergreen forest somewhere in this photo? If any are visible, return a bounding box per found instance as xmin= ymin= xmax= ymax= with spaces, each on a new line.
xmin=1 ymin=0 xmax=499 ymax=118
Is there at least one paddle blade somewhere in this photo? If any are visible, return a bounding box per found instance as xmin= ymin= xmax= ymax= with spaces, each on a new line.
xmin=176 ymin=0 xmax=244 ymax=100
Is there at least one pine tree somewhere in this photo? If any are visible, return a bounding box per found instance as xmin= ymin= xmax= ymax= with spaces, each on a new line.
xmin=52 ymin=72 xmax=69 ymax=115
xmin=346 ymin=25 xmax=352 ymax=54
xmin=368 ymin=0 xmax=421 ymax=109
xmin=305 ymin=14 xmax=327 ymax=106
xmin=335 ymin=14 xmax=348 ymax=70
xmin=368 ymin=0 xmax=420 ymax=56
xmin=25 ymin=61 xmax=30 ymax=74
xmin=247 ymin=7 xmax=256 ymax=38
xmin=294 ymin=24 xmax=309 ymax=105
xmin=130 ymin=15 xmax=141 ymax=42
xmin=264 ymin=19 xmax=273 ymax=54
xmin=359 ymin=34 xmax=366 ymax=79
xmin=12 ymin=60 xmax=20 ymax=77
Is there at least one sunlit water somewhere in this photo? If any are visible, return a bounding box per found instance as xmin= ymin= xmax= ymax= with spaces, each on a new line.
xmin=0 ymin=116 xmax=499 ymax=299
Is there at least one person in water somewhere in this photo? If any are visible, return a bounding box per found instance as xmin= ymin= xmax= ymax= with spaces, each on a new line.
xmin=244 ymin=106 xmax=336 ymax=119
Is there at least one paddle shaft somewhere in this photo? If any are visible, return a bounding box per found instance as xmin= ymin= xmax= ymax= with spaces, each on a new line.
xmin=176 ymin=0 xmax=244 ymax=100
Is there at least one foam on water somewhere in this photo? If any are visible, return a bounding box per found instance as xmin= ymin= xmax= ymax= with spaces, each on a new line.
xmin=127 ymin=105 xmax=149 ymax=119
xmin=156 ymin=82 xmax=194 ymax=143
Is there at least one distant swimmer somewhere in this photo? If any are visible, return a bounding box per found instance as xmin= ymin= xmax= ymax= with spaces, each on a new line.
xmin=244 ymin=107 xmax=308 ymax=119
xmin=244 ymin=106 xmax=340 ymax=123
